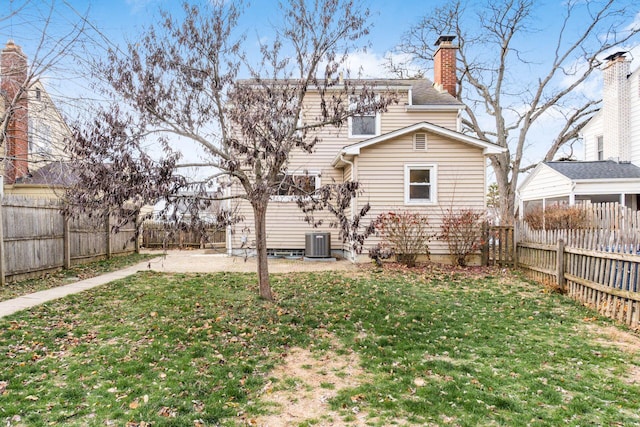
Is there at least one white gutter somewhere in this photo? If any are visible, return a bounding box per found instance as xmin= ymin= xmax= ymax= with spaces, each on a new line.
xmin=405 ymin=104 xmax=464 ymax=111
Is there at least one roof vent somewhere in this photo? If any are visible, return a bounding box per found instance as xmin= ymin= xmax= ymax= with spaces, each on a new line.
xmin=414 ymin=133 xmax=426 ymax=150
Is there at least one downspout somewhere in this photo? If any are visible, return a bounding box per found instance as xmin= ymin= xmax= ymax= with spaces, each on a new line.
xmin=570 ymin=182 xmax=576 ymax=206
xmin=340 ymin=153 xmax=357 ymax=262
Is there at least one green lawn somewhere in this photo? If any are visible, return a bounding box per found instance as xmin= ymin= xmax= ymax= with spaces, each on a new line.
xmin=0 ymin=266 xmax=639 ymax=426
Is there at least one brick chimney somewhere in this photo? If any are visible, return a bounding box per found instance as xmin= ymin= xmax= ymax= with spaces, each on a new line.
xmin=433 ymin=35 xmax=457 ymax=97
xmin=1 ymin=40 xmax=29 ymax=184
xmin=602 ymin=51 xmax=630 ymax=163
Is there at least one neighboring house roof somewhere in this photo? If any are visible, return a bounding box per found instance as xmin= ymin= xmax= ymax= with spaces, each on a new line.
xmin=332 ymin=121 xmax=505 ymax=167
xmin=544 ymin=160 xmax=640 ymax=180
xmin=15 ymin=161 xmax=77 ymax=187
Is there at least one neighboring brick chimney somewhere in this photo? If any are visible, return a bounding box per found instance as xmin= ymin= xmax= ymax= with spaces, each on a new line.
xmin=1 ymin=40 xmax=29 ymax=184
xmin=602 ymin=51 xmax=630 ymax=163
xmin=433 ymin=35 xmax=457 ymax=97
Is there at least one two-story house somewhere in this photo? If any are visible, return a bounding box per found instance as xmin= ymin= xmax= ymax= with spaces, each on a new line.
xmin=227 ymin=36 xmax=504 ymax=263
xmin=518 ymin=52 xmax=640 ymax=216
xmin=1 ymin=40 xmax=71 ymax=197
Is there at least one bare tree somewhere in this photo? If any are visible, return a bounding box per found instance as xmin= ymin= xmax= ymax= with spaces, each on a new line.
xmin=393 ymin=0 xmax=640 ymax=222
xmin=1 ymin=0 xmax=89 ymax=185
xmin=70 ymin=0 xmax=394 ymax=300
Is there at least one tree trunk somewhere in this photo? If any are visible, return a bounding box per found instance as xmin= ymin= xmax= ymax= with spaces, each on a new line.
xmin=252 ymin=201 xmax=273 ymax=301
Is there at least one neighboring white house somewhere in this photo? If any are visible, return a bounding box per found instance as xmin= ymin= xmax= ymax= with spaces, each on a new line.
xmin=227 ymin=36 xmax=505 ymax=263
xmin=518 ymin=51 xmax=640 ymax=216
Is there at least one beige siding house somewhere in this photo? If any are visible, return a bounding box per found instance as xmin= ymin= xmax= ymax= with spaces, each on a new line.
xmin=228 ymin=37 xmax=504 ymax=262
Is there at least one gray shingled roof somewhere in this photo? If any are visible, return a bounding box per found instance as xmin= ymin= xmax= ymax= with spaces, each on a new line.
xmin=405 ymin=78 xmax=461 ymax=105
xmin=545 ymin=160 xmax=640 ymax=180
xmin=236 ymin=78 xmax=462 ymax=106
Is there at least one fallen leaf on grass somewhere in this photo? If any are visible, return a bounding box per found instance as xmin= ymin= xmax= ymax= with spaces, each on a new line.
xmin=350 ymin=393 xmax=365 ymax=402
xmin=414 ymin=377 xmax=426 ymax=387
xmin=158 ymin=406 xmax=177 ymax=417
xmin=0 ymin=381 xmax=7 ymax=394
xmin=25 ymin=395 xmax=39 ymax=401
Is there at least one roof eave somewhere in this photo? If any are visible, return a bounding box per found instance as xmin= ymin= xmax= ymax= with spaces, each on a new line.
xmin=405 ymin=104 xmax=464 ymax=111
xmin=573 ymin=177 xmax=640 ymax=183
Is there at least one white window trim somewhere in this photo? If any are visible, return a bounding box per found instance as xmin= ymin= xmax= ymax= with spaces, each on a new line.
xmin=348 ymin=113 xmax=381 ymax=139
xmin=596 ymin=135 xmax=604 ymax=161
xmin=347 ymin=95 xmax=381 ymax=139
xmin=271 ymin=172 xmax=321 ymax=202
xmin=404 ymin=164 xmax=437 ymax=205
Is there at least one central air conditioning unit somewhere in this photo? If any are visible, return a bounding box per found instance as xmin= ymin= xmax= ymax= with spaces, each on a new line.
xmin=305 ymin=232 xmax=331 ymax=258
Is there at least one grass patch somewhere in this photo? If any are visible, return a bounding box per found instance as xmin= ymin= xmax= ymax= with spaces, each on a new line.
xmin=0 ymin=253 xmax=156 ymax=302
xmin=0 ymin=268 xmax=639 ymax=426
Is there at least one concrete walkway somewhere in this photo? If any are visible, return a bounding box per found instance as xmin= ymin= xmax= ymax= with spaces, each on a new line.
xmin=0 ymin=250 xmax=361 ymax=319
xmin=0 ymin=261 xmax=150 ymax=319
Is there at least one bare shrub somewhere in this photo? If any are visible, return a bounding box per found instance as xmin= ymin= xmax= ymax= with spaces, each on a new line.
xmin=371 ymin=211 xmax=432 ymax=267
xmin=439 ymin=208 xmax=485 ymax=267
xmin=524 ymin=204 xmax=588 ymax=230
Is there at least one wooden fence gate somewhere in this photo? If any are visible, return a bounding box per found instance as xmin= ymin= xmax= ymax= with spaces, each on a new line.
xmin=483 ymin=225 xmax=515 ymax=267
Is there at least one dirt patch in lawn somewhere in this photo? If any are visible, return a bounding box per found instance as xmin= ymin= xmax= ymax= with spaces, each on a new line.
xmin=249 ymin=342 xmax=370 ymax=427
xmin=585 ymin=323 xmax=640 ymax=384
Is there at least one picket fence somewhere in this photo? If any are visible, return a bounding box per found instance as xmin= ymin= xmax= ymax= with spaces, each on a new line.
xmin=0 ymin=196 xmax=137 ymax=284
xmin=515 ymin=202 xmax=640 ymax=330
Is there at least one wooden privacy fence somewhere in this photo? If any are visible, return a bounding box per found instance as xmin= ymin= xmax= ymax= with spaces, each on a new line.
xmin=142 ymin=220 xmax=226 ymax=249
xmin=0 ymin=196 xmax=137 ymax=284
xmin=515 ymin=202 xmax=640 ymax=330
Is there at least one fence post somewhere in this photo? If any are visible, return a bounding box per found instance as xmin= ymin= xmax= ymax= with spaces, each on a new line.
xmin=105 ymin=210 xmax=112 ymax=259
xmin=0 ymin=197 xmax=5 ymax=286
xmin=134 ymin=215 xmax=141 ymax=254
xmin=513 ymin=222 xmax=519 ymax=268
xmin=481 ymin=222 xmax=489 ymax=266
xmin=63 ymin=214 xmax=71 ymax=269
xmin=557 ymin=238 xmax=565 ymax=291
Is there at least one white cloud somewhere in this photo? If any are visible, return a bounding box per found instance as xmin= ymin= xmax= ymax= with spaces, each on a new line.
xmin=125 ymin=0 xmax=156 ymax=14
xmin=341 ymin=50 xmax=423 ymax=79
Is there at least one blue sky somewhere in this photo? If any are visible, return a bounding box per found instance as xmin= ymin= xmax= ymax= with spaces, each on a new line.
xmin=5 ymin=0 xmax=639 ymax=88
xmin=3 ymin=0 xmax=640 ymax=172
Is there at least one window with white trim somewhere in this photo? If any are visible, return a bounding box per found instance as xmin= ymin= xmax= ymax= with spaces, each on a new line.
xmin=405 ymin=164 xmax=436 ymax=204
xmin=597 ymin=136 xmax=603 ymax=160
xmin=272 ymin=173 xmax=320 ymax=201
xmin=414 ymin=133 xmax=426 ymax=151
xmin=348 ymin=96 xmax=380 ymax=138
